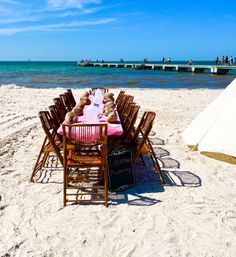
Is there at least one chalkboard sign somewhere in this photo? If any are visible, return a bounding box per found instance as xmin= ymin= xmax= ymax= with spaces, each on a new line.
xmin=107 ymin=149 xmax=135 ymax=192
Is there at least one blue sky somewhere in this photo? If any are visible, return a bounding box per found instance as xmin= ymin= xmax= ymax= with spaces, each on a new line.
xmin=0 ymin=0 xmax=236 ymax=61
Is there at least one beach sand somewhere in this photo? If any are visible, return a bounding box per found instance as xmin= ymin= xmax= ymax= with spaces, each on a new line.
xmin=0 ymin=87 xmax=236 ymax=257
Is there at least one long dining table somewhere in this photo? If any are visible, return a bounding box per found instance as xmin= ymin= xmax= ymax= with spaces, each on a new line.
xmin=57 ymin=94 xmax=123 ymax=138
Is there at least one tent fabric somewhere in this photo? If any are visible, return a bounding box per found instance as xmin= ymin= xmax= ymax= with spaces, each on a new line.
xmin=182 ymin=78 xmax=236 ymax=164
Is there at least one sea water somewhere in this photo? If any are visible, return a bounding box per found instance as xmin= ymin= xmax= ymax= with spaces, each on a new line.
xmin=0 ymin=61 xmax=235 ymax=89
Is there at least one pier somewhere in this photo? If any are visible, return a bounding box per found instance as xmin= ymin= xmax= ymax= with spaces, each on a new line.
xmin=77 ymin=62 xmax=236 ymax=75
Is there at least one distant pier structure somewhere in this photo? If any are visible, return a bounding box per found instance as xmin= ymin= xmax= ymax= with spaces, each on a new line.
xmin=77 ymin=62 xmax=236 ymax=75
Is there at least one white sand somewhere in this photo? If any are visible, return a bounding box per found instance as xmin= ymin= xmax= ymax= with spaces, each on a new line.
xmin=0 ymin=87 xmax=236 ymax=257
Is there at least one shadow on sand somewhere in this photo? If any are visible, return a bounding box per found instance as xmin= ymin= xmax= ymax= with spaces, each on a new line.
xmin=110 ymin=132 xmax=202 ymax=206
xmin=32 ymin=132 xmax=202 ymax=207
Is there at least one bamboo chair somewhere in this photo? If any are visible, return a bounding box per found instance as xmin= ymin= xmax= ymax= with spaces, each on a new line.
xmin=53 ymin=97 xmax=67 ymax=122
xmin=91 ymin=87 xmax=109 ymax=94
xmin=62 ymin=123 xmax=108 ymax=207
xmin=65 ymin=89 xmax=76 ymax=107
xmin=30 ymin=111 xmax=63 ymax=182
xmin=117 ymin=111 xmax=166 ymax=185
xmin=59 ymin=93 xmax=73 ymax=112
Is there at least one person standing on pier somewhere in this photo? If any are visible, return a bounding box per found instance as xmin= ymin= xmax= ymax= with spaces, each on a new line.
xmin=162 ymin=57 xmax=165 ymax=64
xmin=215 ymin=56 xmax=219 ymax=65
xmin=167 ymin=57 xmax=171 ymax=64
xmin=221 ymin=56 xmax=225 ymax=65
xmin=188 ymin=59 xmax=193 ymax=65
xmin=225 ymin=56 xmax=229 ymax=66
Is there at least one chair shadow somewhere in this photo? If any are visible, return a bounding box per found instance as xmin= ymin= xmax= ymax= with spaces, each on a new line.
xmin=35 ymin=168 xmax=63 ymax=184
xmin=109 ymin=135 xmax=202 ymax=205
xmin=150 ymin=136 xmax=202 ymax=188
xmin=34 ymin=155 xmax=63 ymax=184
xmin=164 ymin=170 xmax=202 ymax=187
xmin=32 ymin=136 xmax=202 ymax=207
xmin=109 ymin=162 xmax=164 ymax=206
xmin=153 ymin=146 xmax=170 ymax=158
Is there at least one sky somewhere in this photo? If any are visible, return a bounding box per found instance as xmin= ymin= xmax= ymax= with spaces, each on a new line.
xmin=0 ymin=0 xmax=236 ymax=61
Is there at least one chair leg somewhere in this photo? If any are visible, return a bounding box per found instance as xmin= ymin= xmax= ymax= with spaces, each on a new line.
xmin=63 ymin=165 xmax=67 ymax=207
xmin=30 ymin=137 xmax=48 ymax=182
xmin=146 ymin=137 xmax=166 ymax=185
xmin=151 ymin=154 xmax=166 ymax=185
xmin=104 ymin=169 xmax=108 ymax=207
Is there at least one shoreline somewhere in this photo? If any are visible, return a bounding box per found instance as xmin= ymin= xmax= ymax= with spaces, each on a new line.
xmin=0 ymin=87 xmax=236 ymax=256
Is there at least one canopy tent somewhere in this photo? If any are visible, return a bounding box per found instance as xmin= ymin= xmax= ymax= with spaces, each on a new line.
xmin=182 ymin=78 xmax=236 ymax=164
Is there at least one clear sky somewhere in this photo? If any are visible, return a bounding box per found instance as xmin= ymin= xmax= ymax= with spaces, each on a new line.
xmin=0 ymin=0 xmax=236 ymax=61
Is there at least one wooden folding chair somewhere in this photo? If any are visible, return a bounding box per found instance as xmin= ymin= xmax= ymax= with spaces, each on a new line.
xmin=53 ymin=97 xmax=67 ymax=122
xmin=59 ymin=93 xmax=73 ymax=112
xmin=120 ymin=99 xmax=135 ymax=124
xmin=122 ymin=104 xmax=140 ymax=140
xmin=118 ymin=94 xmax=134 ymax=116
xmin=116 ymin=111 xmax=166 ymax=185
xmin=132 ymin=111 xmax=166 ymax=184
xmin=62 ymin=123 xmax=108 ymax=207
xmin=65 ymin=89 xmax=76 ymax=107
xmin=48 ymin=105 xmax=62 ymax=129
xmin=30 ymin=111 xmax=63 ymax=182
xmin=115 ymin=90 xmax=125 ymax=106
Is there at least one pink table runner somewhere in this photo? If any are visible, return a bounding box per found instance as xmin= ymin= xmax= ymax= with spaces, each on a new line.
xmin=57 ymin=94 xmax=123 ymax=137
xmin=57 ymin=114 xmax=123 ymax=137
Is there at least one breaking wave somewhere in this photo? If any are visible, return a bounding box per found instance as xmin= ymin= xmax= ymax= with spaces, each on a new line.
xmin=0 ymin=83 xmax=25 ymax=89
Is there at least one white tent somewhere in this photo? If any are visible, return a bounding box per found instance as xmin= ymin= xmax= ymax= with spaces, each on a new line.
xmin=182 ymin=78 xmax=236 ymax=164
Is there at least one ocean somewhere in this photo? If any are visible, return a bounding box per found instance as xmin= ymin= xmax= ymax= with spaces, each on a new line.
xmin=0 ymin=61 xmax=235 ymax=89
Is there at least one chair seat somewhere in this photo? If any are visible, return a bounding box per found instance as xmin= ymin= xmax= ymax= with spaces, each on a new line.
xmin=67 ymin=150 xmax=104 ymax=166
xmin=113 ymin=141 xmax=149 ymax=156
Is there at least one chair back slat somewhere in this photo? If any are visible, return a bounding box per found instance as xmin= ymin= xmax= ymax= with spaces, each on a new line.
xmin=65 ymin=89 xmax=76 ymax=107
xmin=123 ymin=104 xmax=140 ymax=140
xmin=118 ymin=94 xmax=134 ymax=115
xmin=48 ymin=105 xmax=62 ymax=128
xmin=59 ymin=93 xmax=73 ymax=112
xmin=132 ymin=111 xmax=156 ymax=162
xmin=53 ymin=97 xmax=67 ymax=121
xmin=120 ymin=97 xmax=134 ymax=122
xmin=115 ymin=90 xmax=125 ymax=105
xmin=39 ymin=111 xmax=63 ymax=161
xmin=39 ymin=111 xmax=55 ymax=131
xmin=63 ymin=123 xmax=107 ymax=146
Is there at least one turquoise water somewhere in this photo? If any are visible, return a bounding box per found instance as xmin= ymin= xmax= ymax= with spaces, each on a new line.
xmin=0 ymin=61 xmax=235 ymax=89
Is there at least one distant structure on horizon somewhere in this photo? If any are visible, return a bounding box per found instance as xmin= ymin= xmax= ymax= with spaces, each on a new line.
xmin=78 ymin=61 xmax=236 ymax=75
